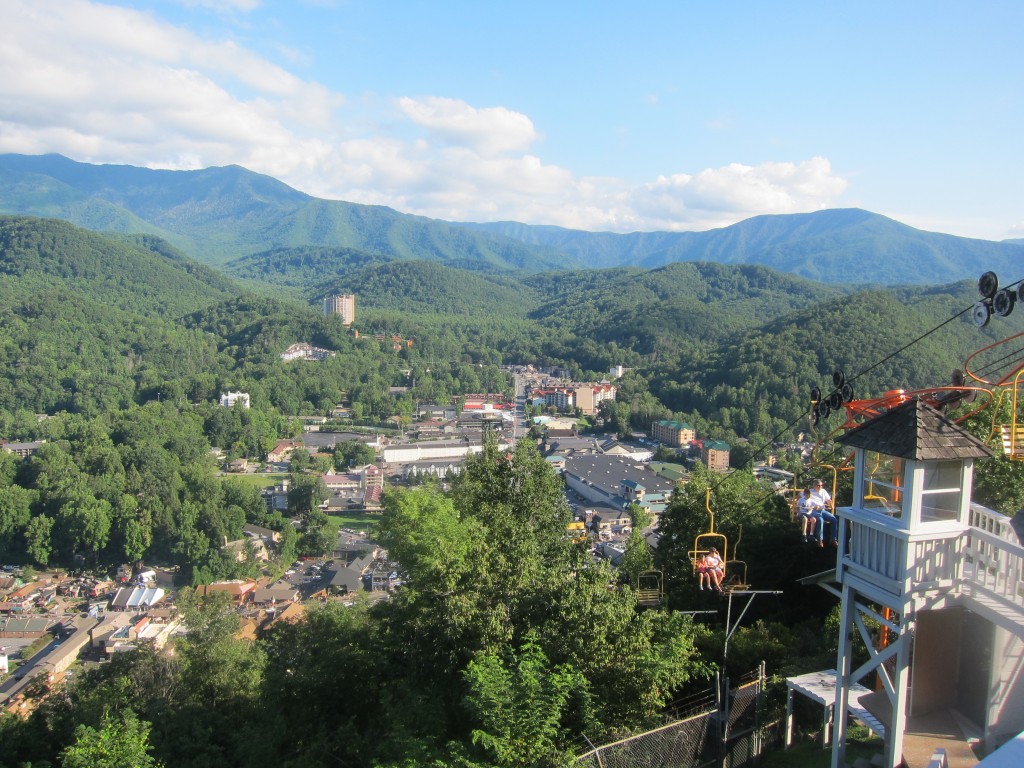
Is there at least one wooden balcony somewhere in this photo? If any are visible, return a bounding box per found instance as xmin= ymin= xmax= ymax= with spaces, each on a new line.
xmin=960 ymin=505 xmax=1024 ymax=635
xmin=836 ymin=504 xmax=1024 ymax=634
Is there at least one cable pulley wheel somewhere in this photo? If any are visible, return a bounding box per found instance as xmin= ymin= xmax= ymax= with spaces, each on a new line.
xmin=978 ymin=271 xmax=999 ymax=300
xmin=832 ymin=370 xmax=846 ymax=388
xmin=841 ymin=382 xmax=854 ymax=403
xmin=819 ymin=400 xmax=831 ymax=419
xmin=993 ymin=288 xmax=1015 ymax=317
xmin=810 ymin=386 xmax=821 ymax=404
xmin=971 ymin=301 xmax=991 ymax=328
xmin=828 ymin=391 xmax=843 ymax=411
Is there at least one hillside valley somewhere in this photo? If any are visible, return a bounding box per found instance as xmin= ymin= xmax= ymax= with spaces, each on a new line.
xmin=1 ymin=215 xmax=1024 ymax=768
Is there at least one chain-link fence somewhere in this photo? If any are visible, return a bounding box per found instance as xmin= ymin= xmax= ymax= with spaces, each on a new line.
xmin=574 ymin=709 xmax=717 ymax=768
xmin=575 ymin=666 xmax=767 ymax=768
xmin=723 ymin=669 xmax=764 ymax=768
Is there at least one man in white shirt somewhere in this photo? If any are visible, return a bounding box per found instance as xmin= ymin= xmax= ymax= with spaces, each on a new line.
xmin=810 ymin=479 xmax=837 ymax=547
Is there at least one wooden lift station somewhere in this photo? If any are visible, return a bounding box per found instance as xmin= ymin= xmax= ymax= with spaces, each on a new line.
xmin=829 ymin=399 xmax=1024 ymax=768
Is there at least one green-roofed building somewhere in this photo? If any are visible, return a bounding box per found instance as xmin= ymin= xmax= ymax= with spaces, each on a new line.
xmin=701 ymin=440 xmax=731 ymax=472
xmin=651 ymin=419 xmax=695 ymax=447
xmin=649 ymin=462 xmax=689 ymax=483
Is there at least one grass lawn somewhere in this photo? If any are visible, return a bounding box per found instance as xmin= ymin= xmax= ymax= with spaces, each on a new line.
xmin=761 ymin=727 xmax=883 ymax=768
xmin=328 ymin=511 xmax=380 ymax=535
xmin=220 ymin=472 xmax=286 ymax=489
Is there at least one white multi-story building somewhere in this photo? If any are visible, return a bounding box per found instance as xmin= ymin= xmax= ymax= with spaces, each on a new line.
xmin=280 ymin=342 xmax=335 ymax=361
xmin=219 ymin=391 xmax=251 ymax=409
xmin=323 ymin=294 xmax=356 ymax=325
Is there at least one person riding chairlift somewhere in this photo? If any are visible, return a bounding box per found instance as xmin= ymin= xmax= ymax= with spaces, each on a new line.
xmin=697 ymin=547 xmax=724 ymax=592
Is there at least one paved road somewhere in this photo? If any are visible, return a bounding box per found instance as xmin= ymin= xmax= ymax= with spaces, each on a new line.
xmin=0 ymin=614 xmax=94 ymax=704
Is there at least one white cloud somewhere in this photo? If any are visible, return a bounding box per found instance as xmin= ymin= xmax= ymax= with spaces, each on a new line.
xmin=629 ymin=158 xmax=847 ymax=226
xmin=396 ymin=97 xmax=538 ymax=155
xmin=0 ymin=0 xmax=850 ymax=236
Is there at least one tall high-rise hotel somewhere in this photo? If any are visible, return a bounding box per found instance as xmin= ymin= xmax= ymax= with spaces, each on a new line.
xmin=323 ymin=294 xmax=356 ymax=326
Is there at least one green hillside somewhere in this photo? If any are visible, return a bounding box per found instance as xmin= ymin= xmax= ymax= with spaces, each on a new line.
xmin=642 ymin=279 xmax=1024 ymax=442
xmin=0 ymin=215 xmax=234 ymax=317
xmin=520 ymin=262 xmax=845 ymax=372
xmin=317 ymin=259 xmax=539 ymax=317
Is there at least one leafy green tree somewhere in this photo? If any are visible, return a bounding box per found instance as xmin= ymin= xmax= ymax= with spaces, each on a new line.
xmin=61 ymin=709 xmax=163 ymax=768
xmin=297 ymin=509 xmax=335 ymax=557
xmin=25 ymin=513 xmax=54 ymax=566
xmin=377 ymin=436 xmax=712 ymax=748
xmin=287 ymin=447 xmax=310 ymax=472
xmin=955 ymin=399 xmax=1024 ymax=514
xmin=56 ymin=494 xmax=112 ymax=562
xmin=333 ymin=440 xmax=376 ymax=469
xmin=0 ymin=484 xmax=36 ymax=556
xmin=618 ymin=527 xmax=654 ymax=587
xmin=174 ymin=588 xmax=265 ymax=710
xmin=463 ymin=640 xmax=589 ymax=768
xmin=287 ymin=474 xmax=327 ymax=518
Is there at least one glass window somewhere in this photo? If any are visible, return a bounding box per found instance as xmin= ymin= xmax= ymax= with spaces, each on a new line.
xmin=921 ymin=460 xmax=962 ymax=522
xmin=862 ymin=451 xmax=904 ymax=517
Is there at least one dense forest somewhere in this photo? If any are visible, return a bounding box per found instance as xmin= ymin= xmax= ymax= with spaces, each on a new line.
xmin=2 ymin=215 xmax=1023 ymax=581
xmin=2 ymin=212 xmax=1024 ymax=767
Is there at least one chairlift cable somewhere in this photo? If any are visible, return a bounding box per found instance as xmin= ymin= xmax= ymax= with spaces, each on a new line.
xmin=695 ymin=280 xmax=1015 ymax=533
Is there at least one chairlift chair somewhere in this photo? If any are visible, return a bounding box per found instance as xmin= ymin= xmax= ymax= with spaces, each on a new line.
xmin=689 ymin=489 xmax=728 ymax=576
xmin=988 ymin=369 xmax=1024 ymax=460
xmin=636 ymin=570 xmax=664 ymax=607
xmin=722 ymin=525 xmax=749 ymax=592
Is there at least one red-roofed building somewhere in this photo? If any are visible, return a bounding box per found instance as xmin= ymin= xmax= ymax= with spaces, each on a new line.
xmin=200 ymin=580 xmax=257 ymax=605
xmin=574 ymin=383 xmax=617 ymax=415
xmin=267 ymin=439 xmax=307 ymax=463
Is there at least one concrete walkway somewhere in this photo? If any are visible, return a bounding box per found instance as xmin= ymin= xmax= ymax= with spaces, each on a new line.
xmin=859 ymin=691 xmax=980 ymax=768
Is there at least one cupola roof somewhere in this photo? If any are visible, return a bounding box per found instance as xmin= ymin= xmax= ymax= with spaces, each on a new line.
xmin=836 ymin=398 xmax=993 ymax=461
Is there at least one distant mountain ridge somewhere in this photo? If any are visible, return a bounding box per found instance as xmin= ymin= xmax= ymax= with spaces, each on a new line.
xmin=461 ymin=210 xmax=1024 ymax=285
xmin=1 ymin=153 xmax=1021 ymax=285
xmin=0 ymin=153 xmax=575 ymax=271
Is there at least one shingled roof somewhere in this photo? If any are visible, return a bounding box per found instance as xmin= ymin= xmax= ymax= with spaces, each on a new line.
xmin=836 ymin=398 xmax=994 ymax=461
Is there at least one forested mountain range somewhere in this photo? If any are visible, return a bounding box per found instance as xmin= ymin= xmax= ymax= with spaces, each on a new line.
xmin=0 ymin=153 xmax=575 ymax=272
xmin=1 ymin=213 xmax=1019 ymax=455
xmin=3 ymin=152 xmax=1022 ymax=285
xmin=463 ymin=209 xmax=1024 ymax=285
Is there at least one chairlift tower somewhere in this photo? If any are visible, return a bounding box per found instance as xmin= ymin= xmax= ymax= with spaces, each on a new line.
xmin=829 ymin=399 xmax=1024 ymax=768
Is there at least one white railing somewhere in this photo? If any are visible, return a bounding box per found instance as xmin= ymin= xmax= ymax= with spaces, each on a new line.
xmin=844 ymin=511 xmax=906 ymax=584
xmin=963 ymin=505 xmax=1024 ymax=610
xmin=907 ymin=532 xmax=963 ymax=589
xmin=969 ymin=503 xmax=1017 ymax=538
xmin=839 ymin=503 xmax=1024 ymax=614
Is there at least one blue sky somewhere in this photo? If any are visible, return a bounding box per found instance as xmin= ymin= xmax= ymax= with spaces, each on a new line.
xmin=2 ymin=0 xmax=1021 ymax=241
